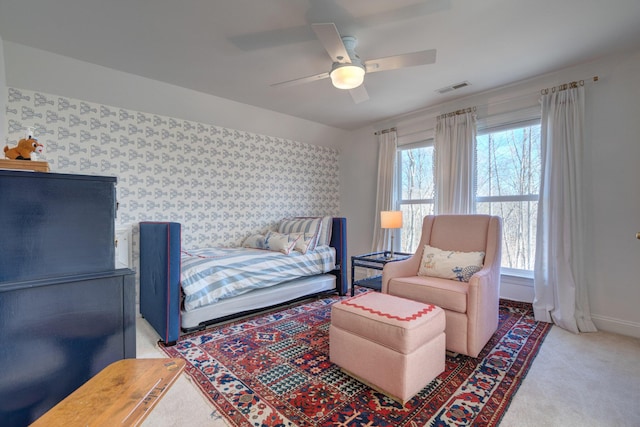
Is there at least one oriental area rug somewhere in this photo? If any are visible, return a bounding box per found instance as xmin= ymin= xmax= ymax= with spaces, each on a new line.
xmin=160 ymin=292 xmax=551 ymax=426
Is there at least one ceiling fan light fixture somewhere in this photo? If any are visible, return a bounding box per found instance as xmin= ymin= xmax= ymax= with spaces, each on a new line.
xmin=330 ymin=63 xmax=365 ymax=90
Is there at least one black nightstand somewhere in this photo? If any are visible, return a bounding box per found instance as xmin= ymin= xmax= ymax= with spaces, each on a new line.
xmin=351 ymin=251 xmax=412 ymax=296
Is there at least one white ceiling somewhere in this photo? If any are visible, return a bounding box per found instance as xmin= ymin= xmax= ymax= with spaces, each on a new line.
xmin=1 ymin=0 xmax=640 ymax=130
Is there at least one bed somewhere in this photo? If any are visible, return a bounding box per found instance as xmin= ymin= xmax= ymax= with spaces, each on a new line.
xmin=139 ymin=217 xmax=347 ymax=345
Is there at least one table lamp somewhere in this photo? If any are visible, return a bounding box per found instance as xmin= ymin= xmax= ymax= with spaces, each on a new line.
xmin=380 ymin=210 xmax=403 ymax=259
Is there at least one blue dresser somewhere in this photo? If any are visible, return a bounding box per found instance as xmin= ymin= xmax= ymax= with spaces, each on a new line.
xmin=0 ymin=170 xmax=135 ymax=426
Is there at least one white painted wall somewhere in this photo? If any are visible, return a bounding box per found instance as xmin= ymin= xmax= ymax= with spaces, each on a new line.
xmin=583 ymin=50 xmax=640 ymax=337
xmin=341 ymin=49 xmax=640 ymax=338
xmin=339 ymin=126 xmax=379 ymax=258
xmin=2 ymin=41 xmax=350 ymax=149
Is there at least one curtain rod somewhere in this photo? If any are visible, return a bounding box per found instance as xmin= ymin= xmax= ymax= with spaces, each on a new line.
xmin=437 ymin=106 xmax=477 ymax=120
xmin=380 ymin=74 xmax=601 ymax=127
xmin=374 ymin=127 xmax=397 ymax=136
xmin=540 ymin=76 xmax=598 ymax=95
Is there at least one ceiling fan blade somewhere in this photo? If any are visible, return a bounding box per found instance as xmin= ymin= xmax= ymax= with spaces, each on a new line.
xmin=311 ymin=23 xmax=351 ymax=64
xmin=365 ymin=49 xmax=437 ymax=73
xmin=271 ymin=71 xmax=330 ymax=88
xmin=349 ymin=85 xmax=369 ymax=104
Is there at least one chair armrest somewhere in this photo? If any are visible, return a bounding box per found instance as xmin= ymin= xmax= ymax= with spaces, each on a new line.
xmin=381 ymin=254 xmax=421 ymax=293
xmin=466 ymin=263 xmax=501 ymax=353
xmin=467 ymin=264 xmax=500 ymax=297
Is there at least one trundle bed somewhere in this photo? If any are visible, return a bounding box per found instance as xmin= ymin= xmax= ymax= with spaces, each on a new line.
xmin=139 ymin=217 xmax=347 ymax=345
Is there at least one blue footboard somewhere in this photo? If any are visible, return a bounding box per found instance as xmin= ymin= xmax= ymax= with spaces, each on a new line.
xmin=139 ymin=218 xmax=347 ymax=345
xmin=139 ymin=222 xmax=182 ymax=344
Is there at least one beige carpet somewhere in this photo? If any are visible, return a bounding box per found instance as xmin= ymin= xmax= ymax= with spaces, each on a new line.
xmin=136 ymin=314 xmax=640 ymax=426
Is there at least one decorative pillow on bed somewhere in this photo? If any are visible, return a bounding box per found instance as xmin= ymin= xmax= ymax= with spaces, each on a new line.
xmin=295 ymin=216 xmax=333 ymax=247
xmin=242 ymin=233 xmax=266 ymax=250
xmin=278 ymin=218 xmax=322 ymax=251
xmin=264 ymin=231 xmax=300 ymax=255
xmin=417 ymin=245 xmax=485 ymax=282
xmin=290 ymin=232 xmax=317 ymax=254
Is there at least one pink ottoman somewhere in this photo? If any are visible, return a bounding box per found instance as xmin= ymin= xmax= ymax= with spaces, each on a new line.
xmin=330 ymin=292 xmax=445 ymax=403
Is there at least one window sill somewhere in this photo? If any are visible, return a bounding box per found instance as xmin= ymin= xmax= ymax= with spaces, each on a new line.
xmin=500 ymin=269 xmax=533 ymax=287
xmin=501 ymin=268 xmax=533 ymax=279
xmin=500 ymin=268 xmax=533 ymax=287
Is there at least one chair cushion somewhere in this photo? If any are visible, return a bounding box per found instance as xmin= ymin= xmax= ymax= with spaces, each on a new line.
xmin=387 ymin=275 xmax=468 ymax=314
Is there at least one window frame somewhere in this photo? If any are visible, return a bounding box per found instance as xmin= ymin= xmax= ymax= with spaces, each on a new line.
xmin=395 ymin=110 xmax=542 ymax=279
xmin=396 ymin=139 xmax=435 ymax=253
xmin=476 ymin=117 xmax=541 ymax=276
xmin=396 ymin=138 xmax=435 ymax=207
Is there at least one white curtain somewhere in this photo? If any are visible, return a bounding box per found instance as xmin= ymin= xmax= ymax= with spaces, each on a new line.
xmin=533 ymin=86 xmax=597 ymax=333
xmin=434 ymin=111 xmax=477 ymax=214
xmin=371 ymin=130 xmax=398 ymax=252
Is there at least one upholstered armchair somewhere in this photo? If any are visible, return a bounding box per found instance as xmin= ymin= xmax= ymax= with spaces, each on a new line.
xmin=382 ymin=215 xmax=502 ymax=357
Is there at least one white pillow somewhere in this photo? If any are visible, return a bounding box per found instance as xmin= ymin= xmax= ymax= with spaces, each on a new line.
xmin=264 ymin=231 xmax=299 ymax=255
xmin=278 ymin=218 xmax=321 ymax=250
xmin=291 ymin=216 xmax=333 ymax=247
xmin=418 ymin=245 xmax=485 ymax=282
xmin=316 ymin=216 xmax=333 ymax=246
xmin=242 ymin=233 xmax=266 ymax=249
xmin=290 ymin=232 xmax=316 ymax=254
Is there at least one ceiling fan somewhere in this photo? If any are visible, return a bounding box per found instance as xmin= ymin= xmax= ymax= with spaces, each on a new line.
xmin=271 ymin=23 xmax=437 ymax=104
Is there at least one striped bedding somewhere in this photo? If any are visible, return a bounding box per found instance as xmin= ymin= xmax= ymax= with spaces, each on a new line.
xmin=180 ymin=245 xmax=336 ymax=311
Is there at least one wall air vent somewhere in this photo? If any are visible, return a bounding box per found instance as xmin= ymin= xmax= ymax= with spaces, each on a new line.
xmin=436 ymin=81 xmax=471 ymax=94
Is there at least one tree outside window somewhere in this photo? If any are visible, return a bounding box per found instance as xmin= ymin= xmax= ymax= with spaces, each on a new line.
xmin=397 ymin=143 xmax=434 ymax=252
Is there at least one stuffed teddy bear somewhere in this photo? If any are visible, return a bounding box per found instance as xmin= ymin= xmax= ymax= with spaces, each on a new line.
xmin=4 ymin=138 xmax=44 ymax=160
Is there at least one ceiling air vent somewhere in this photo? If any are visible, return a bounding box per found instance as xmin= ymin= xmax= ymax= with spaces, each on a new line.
xmin=436 ymin=81 xmax=471 ymax=94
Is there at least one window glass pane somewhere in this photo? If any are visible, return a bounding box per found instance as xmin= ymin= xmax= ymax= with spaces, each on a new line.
xmin=400 ymin=203 xmax=434 ymax=253
xmin=400 ymin=146 xmax=434 ymax=201
xmin=476 ymin=126 xmax=541 ymax=197
xmin=477 ymin=189 xmax=538 ymax=270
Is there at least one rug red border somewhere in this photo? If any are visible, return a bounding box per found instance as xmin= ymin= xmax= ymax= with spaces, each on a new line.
xmin=159 ymin=296 xmax=551 ymax=426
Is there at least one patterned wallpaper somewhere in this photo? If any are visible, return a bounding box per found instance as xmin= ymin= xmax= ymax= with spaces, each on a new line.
xmin=4 ymin=87 xmax=340 ymax=269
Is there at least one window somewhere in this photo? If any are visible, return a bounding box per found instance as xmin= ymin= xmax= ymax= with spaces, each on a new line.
xmin=476 ymin=121 xmax=541 ymax=273
xmin=397 ymin=141 xmax=435 ymax=253
xmin=397 ymin=120 xmax=541 ymax=274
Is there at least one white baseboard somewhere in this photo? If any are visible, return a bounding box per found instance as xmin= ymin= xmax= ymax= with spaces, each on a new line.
xmin=499 ymin=277 xmax=640 ymax=338
xmin=591 ymin=313 xmax=640 ymax=339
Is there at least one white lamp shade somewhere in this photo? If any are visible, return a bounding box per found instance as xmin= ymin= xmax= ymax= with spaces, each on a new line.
xmin=330 ymin=64 xmax=365 ymax=89
xmin=380 ymin=211 xmax=403 ymax=229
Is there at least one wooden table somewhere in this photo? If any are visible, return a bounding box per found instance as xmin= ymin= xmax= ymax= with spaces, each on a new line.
xmin=31 ymin=358 xmax=185 ymax=427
